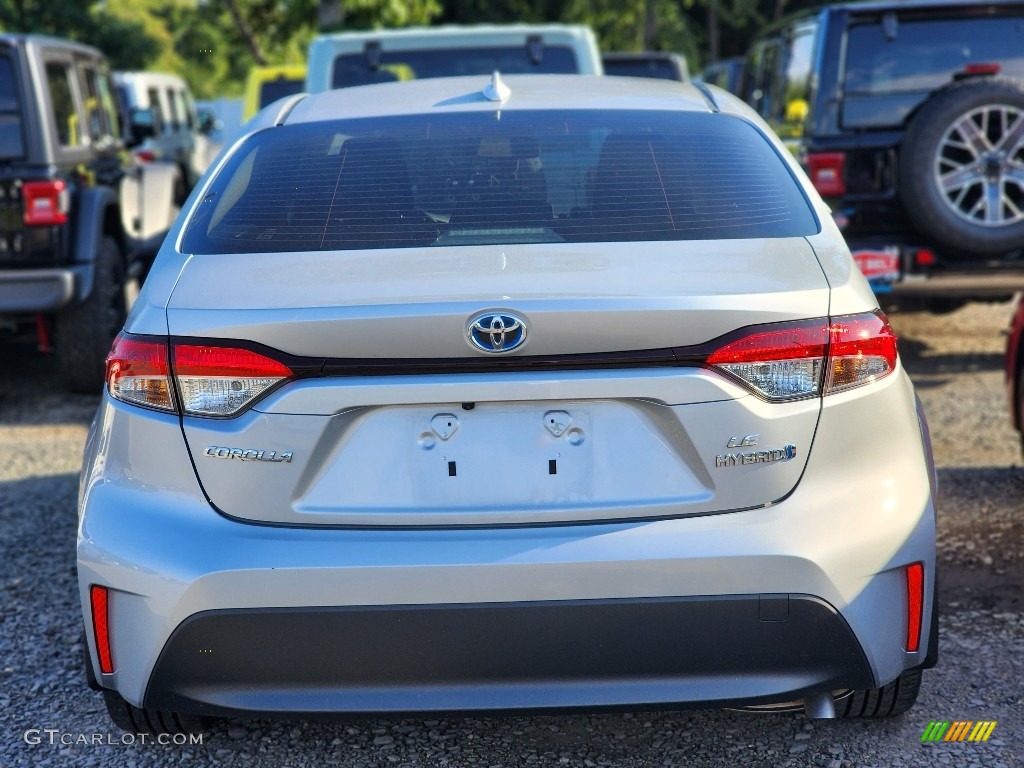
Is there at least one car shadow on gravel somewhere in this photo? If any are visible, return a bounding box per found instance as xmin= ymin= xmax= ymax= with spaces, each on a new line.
xmin=895 ymin=335 xmax=1004 ymax=378
xmin=0 ymin=339 xmax=100 ymax=426
xmin=934 ymin=466 xmax=1024 ymax=615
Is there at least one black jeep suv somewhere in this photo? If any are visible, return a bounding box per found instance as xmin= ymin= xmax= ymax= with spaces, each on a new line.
xmin=743 ymin=0 xmax=1024 ymax=293
xmin=0 ymin=35 xmax=178 ymax=392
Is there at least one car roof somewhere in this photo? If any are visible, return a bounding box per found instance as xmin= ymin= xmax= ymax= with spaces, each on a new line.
xmin=278 ymin=74 xmax=719 ymax=126
xmin=814 ymin=0 xmax=1021 ymax=13
xmin=0 ymin=33 xmax=104 ymax=59
xmin=310 ymin=23 xmax=596 ymax=46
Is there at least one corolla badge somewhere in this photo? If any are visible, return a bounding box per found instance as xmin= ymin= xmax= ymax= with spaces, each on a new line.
xmin=467 ymin=311 xmax=528 ymax=354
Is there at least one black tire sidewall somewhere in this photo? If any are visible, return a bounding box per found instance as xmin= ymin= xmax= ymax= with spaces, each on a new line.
xmin=54 ymin=236 xmax=126 ymax=394
xmin=898 ymin=77 xmax=1024 ymax=257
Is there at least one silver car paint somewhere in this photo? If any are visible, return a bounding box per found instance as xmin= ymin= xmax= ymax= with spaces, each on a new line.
xmin=80 ymin=74 xmax=934 ymax=713
xmin=79 ymin=364 xmax=934 ymax=708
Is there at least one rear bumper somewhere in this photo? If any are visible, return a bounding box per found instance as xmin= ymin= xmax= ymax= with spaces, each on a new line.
xmin=0 ymin=268 xmax=74 ymax=311
xmin=146 ymin=596 xmax=873 ymax=717
xmin=77 ymin=365 xmax=937 ymax=716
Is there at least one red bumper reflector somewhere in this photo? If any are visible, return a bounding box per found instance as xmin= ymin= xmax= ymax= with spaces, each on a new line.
xmin=90 ymin=585 xmax=114 ymax=674
xmin=905 ymin=563 xmax=924 ymax=653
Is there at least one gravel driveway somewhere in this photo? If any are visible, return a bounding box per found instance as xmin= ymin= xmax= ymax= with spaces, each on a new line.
xmin=1 ymin=300 xmax=1021 ymax=768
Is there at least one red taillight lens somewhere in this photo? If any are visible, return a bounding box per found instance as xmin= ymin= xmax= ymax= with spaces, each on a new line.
xmin=962 ymin=63 xmax=1000 ymax=76
xmin=22 ymin=180 xmax=69 ymax=226
xmin=706 ymin=320 xmax=828 ymax=400
xmin=105 ymin=333 xmax=175 ymax=412
xmin=133 ymin=149 xmax=157 ymax=163
xmin=90 ymin=585 xmax=114 ymax=674
xmin=805 ymin=152 xmax=847 ymax=197
xmin=706 ymin=311 xmax=897 ymax=400
xmin=905 ymin=562 xmax=924 ymax=653
xmin=826 ymin=310 xmax=898 ymax=394
xmin=173 ymin=344 xmax=293 ymax=416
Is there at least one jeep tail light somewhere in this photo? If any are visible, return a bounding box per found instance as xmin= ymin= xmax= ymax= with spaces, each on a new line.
xmin=706 ymin=310 xmax=897 ymax=400
xmin=22 ymin=180 xmax=70 ymax=226
xmin=905 ymin=562 xmax=924 ymax=653
xmin=172 ymin=343 xmax=292 ymax=416
xmin=806 ymin=152 xmax=846 ymax=197
xmin=106 ymin=333 xmax=175 ymax=412
xmin=962 ymin=63 xmax=1000 ymax=76
xmin=90 ymin=585 xmax=114 ymax=674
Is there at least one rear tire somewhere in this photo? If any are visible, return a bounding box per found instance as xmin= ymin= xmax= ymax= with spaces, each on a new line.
xmin=899 ymin=78 xmax=1024 ymax=257
xmin=102 ymin=689 xmax=211 ymax=735
xmin=835 ymin=668 xmax=922 ymax=718
xmin=54 ymin=236 xmax=128 ymax=394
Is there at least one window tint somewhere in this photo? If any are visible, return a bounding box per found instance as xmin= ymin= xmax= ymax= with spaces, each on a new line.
xmin=147 ymin=86 xmax=163 ymax=131
xmin=259 ymin=77 xmax=305 ymax=109
xmin=96 ymin=73 xmax=120 ymax=140
xmin=331 ymin=46 xmax=578 ymax=89
xmin=181 ymin=110 xmax=817 ymax=254
xmin=80 ymin=66 xmax=115 ymax=143
xmin=0 ymin=54 xmax=24 ymax=159
xmin=747 ymin=21 xmax=817 ymax=141
xmin=603 ymin=59 xmax=681 ymax=81
xmin=166 ymin=87 xmax=180 ymax=130
xmin=45 ymin=61 xmax=81 ymax=147
xmin=845 ymin=17 xmax=1024 ymax=94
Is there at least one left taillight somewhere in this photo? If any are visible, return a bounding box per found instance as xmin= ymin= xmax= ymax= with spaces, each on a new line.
xmin=105 ymin=333 xmax=175 ymax=412
xmin=106 ymin=333 xmax=294 ymax=417
xmin=706 ymin=310 xmax=898 ymax=401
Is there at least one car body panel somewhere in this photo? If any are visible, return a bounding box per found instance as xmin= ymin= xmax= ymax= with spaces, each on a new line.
xmin=78 ymin=363 xmax=935 ymax=710
xmin=79 ymin=72 xmax=937 ymax=719
xmin=306 ymin=24 xmax=603 ymax=94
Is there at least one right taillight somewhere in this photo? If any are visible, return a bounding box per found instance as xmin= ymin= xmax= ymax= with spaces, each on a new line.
xmin=706 ymin=310 xmax=897 ymax=400
xmin=173 ymin=343 xmax=292 ymax=417
xmin=825 ymin=310 xmax=898 ymax=394
xmin=805 ymin=152 xmax=847 ymax=197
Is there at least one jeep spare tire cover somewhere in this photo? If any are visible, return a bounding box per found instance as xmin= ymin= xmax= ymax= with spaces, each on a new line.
xmin=899 ymin=77 xmax=1024 ymax=257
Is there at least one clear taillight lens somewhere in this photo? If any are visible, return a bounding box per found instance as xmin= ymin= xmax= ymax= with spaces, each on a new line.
xmin=706 ymin=311 xmax=897 ymax=401
xmin=105 ymin=334 xmax=175 ymax=412
xmin=172 ymin=344 xmax=292 ymax=416
xmin=706 ymin=320 xmax=828 ymax=400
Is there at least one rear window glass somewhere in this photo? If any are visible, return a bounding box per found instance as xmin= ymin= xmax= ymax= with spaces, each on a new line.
xmin=0 ymin=54 xmax=24 ymax=159
xmin=603 ymin=59 xmax=682 ymax=81
xmin=180 ymin=110 xmax=818 ymax=254
xmin=845 ymin=16 xmax=1024 ymax=94
xmin=259 ymin=77 xmax=305 ymax=109
xmin=331 ymin=46 xmax=578 ymax=88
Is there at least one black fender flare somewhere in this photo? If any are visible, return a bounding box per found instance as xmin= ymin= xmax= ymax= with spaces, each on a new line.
xmin=71 ymin=185 xmax=125 ymax=303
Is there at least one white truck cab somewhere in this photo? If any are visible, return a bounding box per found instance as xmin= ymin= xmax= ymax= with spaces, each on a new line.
xmin=306 ymin=24 xmax=602 ymax=93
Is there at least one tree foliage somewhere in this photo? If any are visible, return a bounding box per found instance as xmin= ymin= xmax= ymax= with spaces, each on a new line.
xmin=0 ymin=0 xmax=823 ymax=97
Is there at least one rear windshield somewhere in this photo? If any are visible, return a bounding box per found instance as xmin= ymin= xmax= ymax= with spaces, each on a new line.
xmin=259 ymin=77 xmax=305 ymax=110
xmin=180 ymin=109 xmax=818 ymax=254
xmin=331 ymin=46 xmax=578 ymax=88
xmin=845 ymin=16 xmax=1024 ymax=95
xmin=603 ymin=59 xmax=682 ymax=81
xmin=0 ymin=53 xmax=24 ymax=159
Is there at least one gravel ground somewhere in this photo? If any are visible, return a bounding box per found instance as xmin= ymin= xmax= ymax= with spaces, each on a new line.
xmin=0 ymin=300 xmax=1021 ymax=768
